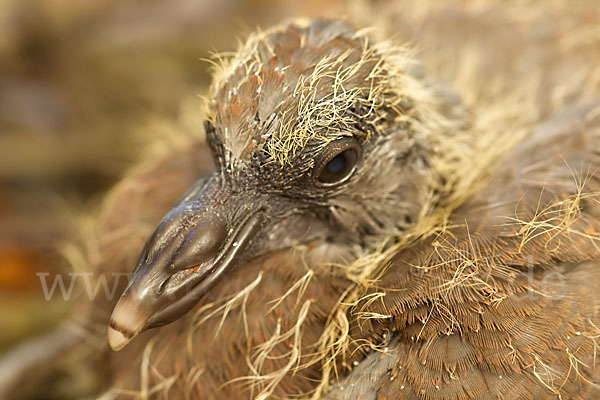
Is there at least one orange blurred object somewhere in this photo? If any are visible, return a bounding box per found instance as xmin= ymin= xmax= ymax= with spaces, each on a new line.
xmin=0 ymin=248 xmax=43 ymax=291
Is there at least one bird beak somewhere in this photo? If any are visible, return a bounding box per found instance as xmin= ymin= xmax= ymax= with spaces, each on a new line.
xmin=107 ymin=178 xmax=266 ymax=351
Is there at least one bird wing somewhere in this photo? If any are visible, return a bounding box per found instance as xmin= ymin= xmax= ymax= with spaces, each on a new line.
xmin=328 ymin=101 xmax=600 ymax=399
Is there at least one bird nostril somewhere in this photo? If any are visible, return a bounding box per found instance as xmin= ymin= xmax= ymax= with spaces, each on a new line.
xmin=173 ymin=214 xmax=228 ymax=271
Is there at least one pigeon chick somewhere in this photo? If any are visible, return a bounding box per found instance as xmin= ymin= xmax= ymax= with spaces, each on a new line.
xmin=104 ymin=18 xmax=600 ymax=399
xmin=2 ymin=17 xmax=598 ymax=400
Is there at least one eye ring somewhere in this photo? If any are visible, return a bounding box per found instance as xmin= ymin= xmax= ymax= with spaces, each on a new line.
xmin=313 ymin=138 xmax=362 ymax=188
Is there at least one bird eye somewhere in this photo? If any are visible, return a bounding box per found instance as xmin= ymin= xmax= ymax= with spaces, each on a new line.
xmin=314 ymin=139 xmax=360 ymax=187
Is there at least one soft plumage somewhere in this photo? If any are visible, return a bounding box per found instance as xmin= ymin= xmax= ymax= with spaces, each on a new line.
xmin=2 ymin=3 xmax=600 ymax=400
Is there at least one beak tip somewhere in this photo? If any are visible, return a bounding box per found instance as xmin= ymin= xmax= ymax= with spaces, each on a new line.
xmin=108 ymin=324 xmax=132 ymax=351
xmin=108 ymin=292 xmax=149 ymax=351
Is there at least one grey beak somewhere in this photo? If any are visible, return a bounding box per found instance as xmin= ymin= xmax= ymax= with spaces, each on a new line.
xmin=108 ymin=179 xmax=265 ymax=350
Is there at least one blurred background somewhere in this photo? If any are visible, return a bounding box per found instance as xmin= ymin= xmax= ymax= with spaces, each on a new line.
xmin=0 ymin=0 xmax=354 ymax=355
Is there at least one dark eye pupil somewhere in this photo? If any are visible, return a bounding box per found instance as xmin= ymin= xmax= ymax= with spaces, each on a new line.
xmin=317 ymin=148 xmax=358 ymax=185
xmin=327 ymin=153 xmax=347 ymax=174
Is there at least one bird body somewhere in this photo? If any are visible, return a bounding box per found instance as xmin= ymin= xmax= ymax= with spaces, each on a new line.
xmin=340 ymin=103 xmax=600 ymax=399
xmin=100 ymin=99 xmax=600 ymax=400
xmin=2 ymin=11 xmax=600 ymax=400
xmin=102 ymin=20 xmax=600 ymax=399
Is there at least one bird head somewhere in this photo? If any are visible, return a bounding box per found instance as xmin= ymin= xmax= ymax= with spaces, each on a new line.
xmin=108 ymin=19 xmax=465 ymax=350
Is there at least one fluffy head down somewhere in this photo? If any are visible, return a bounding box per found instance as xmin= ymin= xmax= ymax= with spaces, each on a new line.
xmin=204 ymin=19 xmax=469 ymax=240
